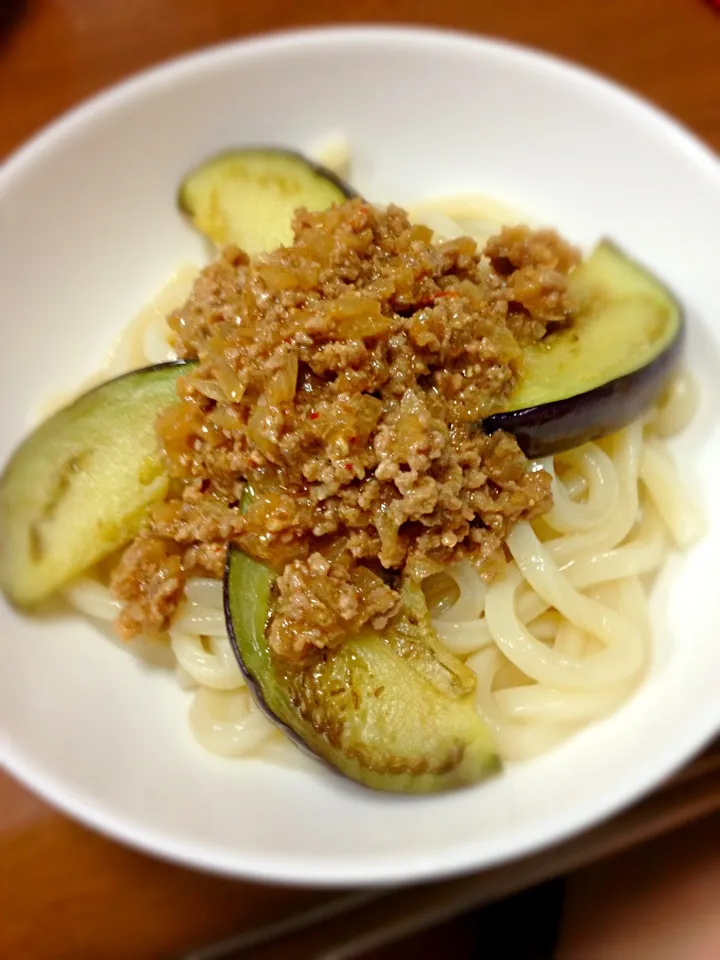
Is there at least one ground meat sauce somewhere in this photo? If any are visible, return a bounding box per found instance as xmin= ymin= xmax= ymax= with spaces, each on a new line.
xmin=111 ymin=200 xmax=580 ymax=659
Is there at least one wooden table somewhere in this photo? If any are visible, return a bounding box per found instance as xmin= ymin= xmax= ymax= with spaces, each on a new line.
xmin=0 ymin=2 xmax=718 ymax=957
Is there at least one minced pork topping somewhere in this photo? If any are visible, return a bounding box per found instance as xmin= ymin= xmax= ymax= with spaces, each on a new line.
xmin=111 ymin=199 xmax=580 ymax=659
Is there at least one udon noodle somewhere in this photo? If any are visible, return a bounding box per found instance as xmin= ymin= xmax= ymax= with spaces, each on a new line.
xmin=59 ymin=162 xmax=703 ymax=766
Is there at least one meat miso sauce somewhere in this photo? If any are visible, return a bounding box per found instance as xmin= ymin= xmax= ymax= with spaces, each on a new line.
xmin=112 ymin=201 xmax=575 ymax=656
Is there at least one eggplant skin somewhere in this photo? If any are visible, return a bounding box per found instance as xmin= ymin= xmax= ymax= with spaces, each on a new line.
xmin=224 ymin=546 xmax=500 ymax=794
xmin=0 ymin=360 xmax=195 ymax=608
xmin=178 ymin=147 xmax=357 ymax=254
xmin=482 ymin=240 xmax=685 ymax=458
xmin=50 ymin=359 xmax=194 ymax=404
xmin=483 ymin=328 xmax=683 ymax=458
xmin=177 ymin=147 xmax=358 ymax=214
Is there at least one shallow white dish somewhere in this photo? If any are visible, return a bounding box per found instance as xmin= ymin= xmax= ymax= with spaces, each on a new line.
xmin=0 ymin=26 xmax=719 ymax=886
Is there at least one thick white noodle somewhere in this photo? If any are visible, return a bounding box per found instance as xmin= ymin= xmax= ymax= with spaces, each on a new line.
xmin=171 ymin=603 xmax=228 ymax=638
xmin=543 ymin=444 xmax=619 ymax=534
xmin=169 ymin=628 xmax=243 ymax=691
xmin=641 ymin=441 xmax=705 ymax=549
xmin=435 ymin=562 xmax=487 ymax=621
xmin=552 ymin=621 xmax=588 ymax=660
xmin=545 ymin=422 xmax=643 ymax=566
xmin=431 ymin=618 xmax=494 ymax=656
xmin=188 ymin=687 xmax=277 ymax=758
xmin=185 ymin=577 xmax=224 ymax=607
xmin=484 ymin=546 xmax=644 ymax=688
xmin=469 ymin=647 xmax=578 ymax=761
xmin=493 ymin=683 xmax=630 ymax=722
xmin=559 ymin=501 xmax=667 ymax=589
xmin=431 ymin=563 xmax=490 ymax=653
xmin=64 ymin=577 xmax=121 ymax=621
xmin=528 ymin=611 xmax=562 ymax=643
xmin=647 ymin=369 xmax=698 ymax=437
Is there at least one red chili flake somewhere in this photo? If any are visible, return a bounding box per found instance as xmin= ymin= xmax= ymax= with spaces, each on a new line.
xmin=345 ymin=464 xmax=353 ymax=471
xmin=309 ymin=411 xmax=320 ymax=420
xmin=435 ymin=289 xmax=459 ymax=298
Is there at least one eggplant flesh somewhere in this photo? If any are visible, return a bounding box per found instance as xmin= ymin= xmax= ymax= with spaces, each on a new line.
xmin=483 ymin=240 xmax=684 ymax=457
xmin=0 ymin=361 xmax=193 ymax=608
xmin=178 ymin=148 xmax=356 ymax=255
xmin=225 ymin=547 xmax=499 ymax=794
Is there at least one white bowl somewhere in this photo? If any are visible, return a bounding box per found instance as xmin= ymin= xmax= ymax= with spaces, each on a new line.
xmin=0 ymin=26 xmax=719 ymax=887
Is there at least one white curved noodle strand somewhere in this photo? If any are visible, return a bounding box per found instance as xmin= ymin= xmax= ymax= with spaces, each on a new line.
xmin=431 ymin=562 xmax=491 ymax=654
xmin=469 ymin=647 xmax=578 ymax=761
xmin=170 ymin=628 xmax=243 ymax=691
xmin=485 ymin=552 xmax=644 ymax=689
xmin=185 ymin=577 xmax=224 ymax=608
xmin=641 ymin=441 xmax=705 ymax=549
xmin=171 ymin=602 xmax=228 ymax=638
xmin=545 ymin=422 xmax=643 ymax=567
xmin=434 ymin=562 xmax=487 ymax=622
xmin=648 ymin=369 xmax=698 ymax=438
xmin=64 ymin=577 xmax=121 ymax=621
xmin=493 ymin=683 xmax=631 ymax=723
xmin=543 ymin=443 xmax=619 ymax=534
xmin=431 ymin=618 xmax=494 ymax=656
xmin=189 ymin=688 xmax=277 ymax=758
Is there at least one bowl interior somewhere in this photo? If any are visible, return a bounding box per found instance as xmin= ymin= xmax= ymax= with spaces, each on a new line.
xmin=1 ymin=27 xmax=719 ymax=885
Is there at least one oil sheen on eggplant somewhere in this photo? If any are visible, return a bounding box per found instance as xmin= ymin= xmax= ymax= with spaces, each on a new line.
xmin=178 ymin=148 xmax=356 ymax=255
xmin=483 ymin=240 xmax=684 ymax=457
xmin=225 ymin=545 xmax=500 ymax=793
xmin=0 ymin=361 xmax=194 ymax=608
